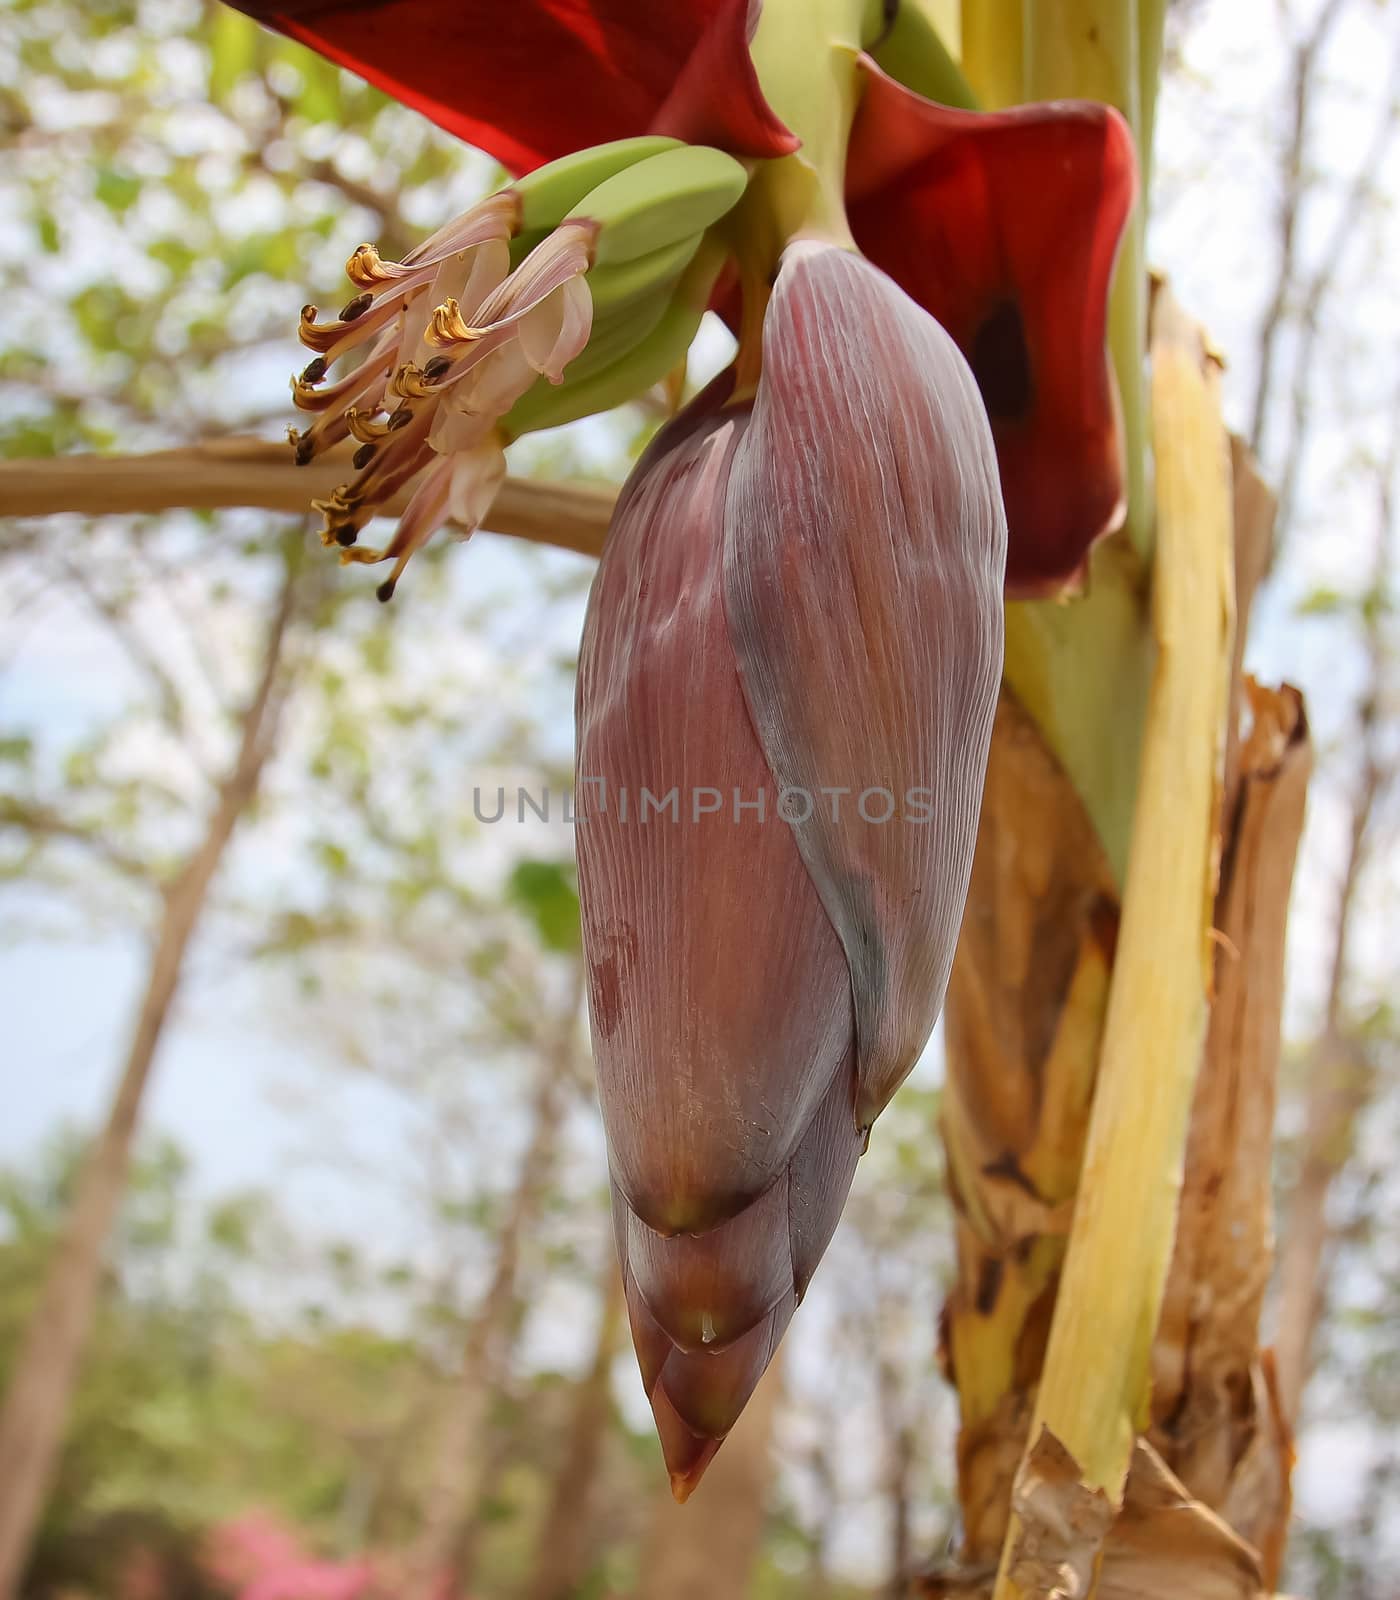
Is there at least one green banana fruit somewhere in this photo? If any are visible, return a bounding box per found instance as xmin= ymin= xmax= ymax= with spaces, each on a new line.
xmin=562 ymin=281 xmax=677 ymax=384
xmin=513 ymin=135 xmax=683 ymax=233
xmin=585 ymin=232 xmax=704 ymax=318
xmin=573 ymin=145 xmax=749 ymax=266
xmin=503 ymin=290 xmax=707 ymax=439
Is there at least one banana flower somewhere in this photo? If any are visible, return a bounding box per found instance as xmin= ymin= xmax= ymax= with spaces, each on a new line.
xmin=231 ymin=0 xmax=1134 ymax=591
xmin=227 ymin=0 xmax=1135 ymax=1493
xmin=577 ymin=240 xmax=1005 ymax=1494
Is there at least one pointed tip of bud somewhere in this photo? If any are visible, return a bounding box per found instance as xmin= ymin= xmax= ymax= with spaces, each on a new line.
xmin=653 ymin=1393 xmax=722 ymax=1503
xmin=650 ymin=1374 xmax=725 ymax=1502
xmin=668 ymin=1463 xmax=712 ymax=1505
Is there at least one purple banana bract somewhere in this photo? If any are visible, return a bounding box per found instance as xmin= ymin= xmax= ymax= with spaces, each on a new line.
xmin=576 ymin=241 xmax=1006 ymax=1498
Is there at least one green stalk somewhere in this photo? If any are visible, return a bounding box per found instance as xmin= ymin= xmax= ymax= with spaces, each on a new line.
xmin=1003 ymin=544 xmax=1150 ymax=887
xmin=743 ymin=0 xmax=884 ymax=253
xmin=960 ymin=0 xmax=1024 ymax=107
xmin=874 ymin=1 xmax=980 ymax=109
xmin=1138 ymin=0 xmax=1168 ymax=200
xmin=1023 ymin=0 xmax=1152 ymax=563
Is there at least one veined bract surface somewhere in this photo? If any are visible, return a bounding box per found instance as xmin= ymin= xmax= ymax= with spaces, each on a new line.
xmin=576 ymin=241 xmax=1007 ymax=1498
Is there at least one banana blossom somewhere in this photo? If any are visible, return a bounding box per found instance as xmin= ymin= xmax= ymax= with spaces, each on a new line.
xmin=227 ymin=0 xmax=1136 ymax=1494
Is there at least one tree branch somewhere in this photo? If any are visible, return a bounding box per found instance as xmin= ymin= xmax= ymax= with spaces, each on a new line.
xmin=0 ymin=795 xmax=157 ymax=886
xmin=1274 ymin=24 xmax=1400 ymax=541
xmin=0 ymin=439 xmax=614 ymax=561
xmin=1273 ymin=392 xmax=1399 ymax=1426
xmin=1248 ymin=0 xmax=1350 ymax=459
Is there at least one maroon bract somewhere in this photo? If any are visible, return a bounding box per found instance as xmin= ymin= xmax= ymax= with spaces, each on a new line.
xmin=847 ymin=57 xmax=1137 ymax=594
xmin=232 ymin=1 xmax=1135 ymax=595
xmin=224 ymin=0 xmax=798 ymax=173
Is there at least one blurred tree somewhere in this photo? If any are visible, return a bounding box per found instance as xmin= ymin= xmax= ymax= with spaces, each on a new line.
xmin=520 ymin=1265 xmax=625 ymax=1600
xmin=631 ymin=1360 xmax=784 ymax=1600
xmin=1274 ymin=422 xmax=1398 ymax=1425
xmin=0 ymin=4 xmax=608 ymax=1590
xmin=405 ymin=965 xmax=588 ymax=1600
xmin=0 ymin=535 xmax=312 ymax=1597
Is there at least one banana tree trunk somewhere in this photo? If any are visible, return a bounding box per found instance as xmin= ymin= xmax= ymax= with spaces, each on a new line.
xmin=930 ymin=296 xmax=1309 ymax=1597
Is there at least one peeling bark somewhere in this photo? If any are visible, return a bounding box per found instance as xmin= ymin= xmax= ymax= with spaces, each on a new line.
xmin=940 ymin=686 xmax=1118 ymax=1561
xmin=1152 ymin=681 xmax=1310 ymax=1586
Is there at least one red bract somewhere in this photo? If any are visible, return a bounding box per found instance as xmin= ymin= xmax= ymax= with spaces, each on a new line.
xmin=225 ymin=0 xmax=797 ymax=174
xmin=576 ymin=243 xmax=1005 ymax=1495
xmin=847 ymin=58 xmax=1137 ymax=595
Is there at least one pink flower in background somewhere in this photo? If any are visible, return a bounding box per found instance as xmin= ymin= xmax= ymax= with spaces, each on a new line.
xmin=202 ymin=1512 xmax=376 ymax=1600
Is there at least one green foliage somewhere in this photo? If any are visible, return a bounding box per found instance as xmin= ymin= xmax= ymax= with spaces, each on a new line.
xmin=507 ymin=857 xmax=582 ymax=954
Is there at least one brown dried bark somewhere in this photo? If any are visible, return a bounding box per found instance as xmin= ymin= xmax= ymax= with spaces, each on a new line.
xmin=940 ymin=688 xmax=1118 ymax=1562
xmin=1151 ymin=679 xmax=1310 ymax=1586
xmin=938 ymin=411 xmax=1311 ymax=1598
xmin=919 ymin=1435 xmax=1265 ymax=1600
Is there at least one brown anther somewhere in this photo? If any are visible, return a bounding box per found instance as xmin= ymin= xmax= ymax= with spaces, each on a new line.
xmin=293 ymin=435 xmax=316 ymax=466
xmin=353 ymin=443 xmax=376 ymax=470
xmin=340 ymin=292 xmax=373 ymax=322
xmin=300 ymin=357 xmax=327 ymax=385
xmin=422 ymin=355 xmax=451 ymax=382
xmin=335 ymin=525 xmax=359 ymax=547
xmin=388 ymin=408 xmax=413 ymax=430
xmin=376 ymin=578 xmax=398 ymax=603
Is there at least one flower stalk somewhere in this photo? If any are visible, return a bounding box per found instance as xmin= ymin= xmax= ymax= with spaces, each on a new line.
xmin=217 ymin=0 xmax=1187 ymax=1525
xmin=733 ymin=0 xmax=877 ymax=289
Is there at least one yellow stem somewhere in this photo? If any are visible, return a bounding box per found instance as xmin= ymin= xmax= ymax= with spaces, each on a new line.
xmin=960 ymin=0 xmax=1024 ymax=106
xmin=992 ymin=289 xmax=1235 ymax=1598
xmin=1138 ymin=0 xmax=1169 ymax=198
